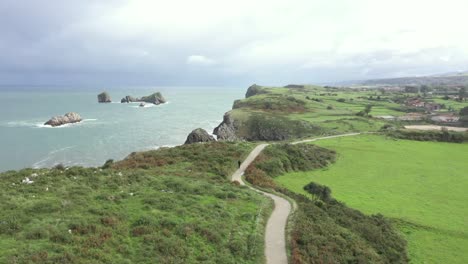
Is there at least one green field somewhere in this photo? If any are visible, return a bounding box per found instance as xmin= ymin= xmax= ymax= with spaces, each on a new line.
xmin=275 ymin=135 xmax=468 ymax=263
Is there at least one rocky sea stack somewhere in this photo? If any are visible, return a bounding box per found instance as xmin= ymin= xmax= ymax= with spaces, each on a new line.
xmin=213 ymin=112 xmax=239 ymax=141
xmin=97 ymin=92 xmax=111 ymax=103
xmin=121 ymin=95 xmax=137 ymax=103
xmin=184 ymin=128 xmax=216 ymax=144
xmin=121 ymin=92 xmax=166 ymax=105
xmin=44 ymin=112 xmax=82 ymax=127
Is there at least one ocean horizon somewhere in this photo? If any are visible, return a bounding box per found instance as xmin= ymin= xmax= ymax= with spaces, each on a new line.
xmin=0 ymin=86 xmax=244 ymax=172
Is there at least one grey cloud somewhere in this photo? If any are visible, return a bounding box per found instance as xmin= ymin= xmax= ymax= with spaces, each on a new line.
xmin=0 ymin=1 xmax=467 ymax=86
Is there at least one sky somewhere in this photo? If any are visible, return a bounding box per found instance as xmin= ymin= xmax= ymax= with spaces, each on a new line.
xmin=1 ymin=0 xmax=467 ymax=86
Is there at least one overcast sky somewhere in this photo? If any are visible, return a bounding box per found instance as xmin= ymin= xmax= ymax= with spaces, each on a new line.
xmin=1 ymin=0 xmax=467 ymax=86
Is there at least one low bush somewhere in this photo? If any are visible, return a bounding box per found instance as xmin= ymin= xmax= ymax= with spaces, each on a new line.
xmin=249 ymin=144 xmax=336 ymax=177
xmin=285 ymin=187 xmax=409 ymax=264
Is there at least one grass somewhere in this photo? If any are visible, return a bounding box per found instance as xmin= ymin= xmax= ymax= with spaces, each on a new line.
xmin=275 ymin=134 xmax=468 ymax=263
xmin=0 ymin=142 xmax=273 ymax=264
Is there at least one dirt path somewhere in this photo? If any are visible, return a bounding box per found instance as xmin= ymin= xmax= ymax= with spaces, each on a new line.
xmin=231 ymin=144 xmax=290 ymax=264
xmin=231 ymin=133 xmax=362 ymax=264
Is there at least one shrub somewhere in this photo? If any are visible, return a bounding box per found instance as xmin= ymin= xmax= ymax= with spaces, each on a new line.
xmin=54 ymin=163 xmax=65 ymax=170
xmin=303 ymin=182 xmax=332 ymax=202
xmin=248 ymin=144 xmax=336 ymax=178
xmin=282 ymin=188 xmax=409 ymax=264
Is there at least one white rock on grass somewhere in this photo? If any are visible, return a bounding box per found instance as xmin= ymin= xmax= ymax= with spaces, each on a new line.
xmin=22 ymin=177 xmax=34 ymax=184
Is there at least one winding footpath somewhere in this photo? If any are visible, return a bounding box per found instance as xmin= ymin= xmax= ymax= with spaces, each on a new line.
xmin=231 ymin=133 xmax=361 ymax=264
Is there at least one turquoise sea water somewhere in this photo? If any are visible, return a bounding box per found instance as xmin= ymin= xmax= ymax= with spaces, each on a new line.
xmin=0 ymin=86 xmax=243 ymax=171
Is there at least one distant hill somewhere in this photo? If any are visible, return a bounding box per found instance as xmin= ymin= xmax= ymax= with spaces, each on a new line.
xmin=359 ymin=71 xmax=468 ymax=86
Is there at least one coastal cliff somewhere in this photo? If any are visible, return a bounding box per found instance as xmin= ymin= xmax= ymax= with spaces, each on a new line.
xmin=212 ymin=84 xmax=321 ymax=141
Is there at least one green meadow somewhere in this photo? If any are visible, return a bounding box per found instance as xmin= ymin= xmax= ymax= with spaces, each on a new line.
xmin=275 ymin=135 xmax=468 ymax=263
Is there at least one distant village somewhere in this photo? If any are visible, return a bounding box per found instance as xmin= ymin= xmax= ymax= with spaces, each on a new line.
xmin=370 ymin=85 xmax=466 ymax=124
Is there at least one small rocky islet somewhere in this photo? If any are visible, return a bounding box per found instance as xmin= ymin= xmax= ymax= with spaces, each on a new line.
xmin=97 ymin=91 xmax=167 ymax=105
xmin=44 ymin=112 xmax=82 ymax=127
xmin=97 ymin=92 xmax=112 ymax=103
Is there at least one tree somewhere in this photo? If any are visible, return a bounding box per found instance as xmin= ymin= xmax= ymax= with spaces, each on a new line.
xmin=459 ymin=87 xmax=467 ymax=101
xmin=364 ymin=104 xmax=373 ymax=115
xmin=304 ymin=182 xmax=332 ymax=201
xmin=404 ymin=86 xmax=419 ymax=93
xmin=460 ymin=106 xmax=468 ymax=116
xmin=460 ymin=106 xmax=468 ymax=123
xmin=356 ymin=104 xmax=373 ymax=117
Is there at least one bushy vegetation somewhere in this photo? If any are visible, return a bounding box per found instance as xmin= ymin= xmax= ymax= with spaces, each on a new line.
xmin=0 ymin=142 xmax=272 ymax=264
xmin=285 ymin=188 xmax=408 ymax=264
xmin=386 ymin=129 xmax=467 ymax=143
xmin=251 ymin=144 xmax=335 ymax=177
xmin=303 ymin=182 xmax=332 ymax=202
xmin=114 ymin=141 xmax=253 ymax=180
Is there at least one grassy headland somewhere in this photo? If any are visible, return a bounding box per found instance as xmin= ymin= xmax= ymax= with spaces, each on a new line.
xmin=0 ymin=142 xmax=273 ymax=264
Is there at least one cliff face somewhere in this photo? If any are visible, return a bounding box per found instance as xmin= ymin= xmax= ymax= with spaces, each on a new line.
xmin=213 ymin=112 xmax=240 ymax=141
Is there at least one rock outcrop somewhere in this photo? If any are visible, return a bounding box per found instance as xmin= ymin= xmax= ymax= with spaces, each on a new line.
xmin=245 ymin=84 xmax=268 ymax=98
xmin=120 ymin=92 xmax=166 ymax=105
xmin=213 ymin=112 xmax=240 ymax=141
xmin=97 ymin=92 xmax=111 ymax=103
xmin=44 ymin=112 xmax=82 ymax=127
xmin=140 ymin=92 xmax=167 ymax=105
xmin=121 ymin=95 xmax=137 ymax=103
xmin=184 ymin=128 xmax=216 ymax=144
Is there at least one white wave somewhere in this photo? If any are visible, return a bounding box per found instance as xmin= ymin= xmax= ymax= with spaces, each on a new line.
xmin=34 ymin=118 xmax=98 ymax=128
xmin=3 ymin=118 xmax=98 ymax=128
xmin=32 ymin=146 xmax=76 ymax=168
xmin=149 ymin=144 xmax=177 ymax=151
xmin=129 ymin=102 xmax=168 ymax=108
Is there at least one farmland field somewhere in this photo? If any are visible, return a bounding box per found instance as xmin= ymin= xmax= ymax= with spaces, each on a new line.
xmin=275 ymin=135 xmax=468 ymax=263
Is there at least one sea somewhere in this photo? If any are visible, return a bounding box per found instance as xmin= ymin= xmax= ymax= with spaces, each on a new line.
xmin=0 ymin=86 xmax=244 ymax=172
